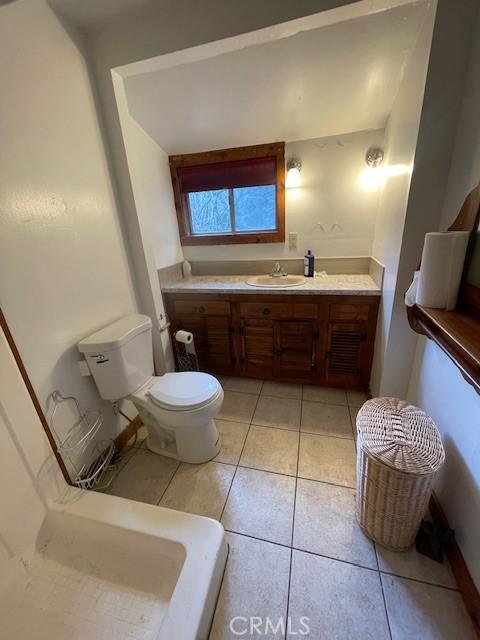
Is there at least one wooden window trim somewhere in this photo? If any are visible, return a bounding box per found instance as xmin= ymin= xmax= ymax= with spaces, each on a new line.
xmin=169 ymin=142 xmax=285 ymax=246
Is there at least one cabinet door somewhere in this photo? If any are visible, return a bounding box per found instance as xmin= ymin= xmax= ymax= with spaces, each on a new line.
xmin=274 ymin=320 xmax=317 ymax=382
xmin=175 ymin=314 xmax=234 ymax=374
xmin=241 ymin=318 xmax=275 ymax=378
xmin=325 ymin=322 xmax=367 ymax=387
xmin=205 ymin=316 xmax=235 ymax=373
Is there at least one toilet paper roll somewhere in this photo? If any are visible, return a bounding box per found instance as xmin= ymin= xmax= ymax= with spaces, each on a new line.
xmin=416 ymin=231 xmax=470 ymax=310
xmin=175 ymin=330 xmax=196 ymax=354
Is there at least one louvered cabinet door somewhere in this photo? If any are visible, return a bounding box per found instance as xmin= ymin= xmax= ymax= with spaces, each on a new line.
xmin=174 ymin=315 xmax=235 ymax=374
xmin=325 ymin=322 xmax=368 ymax=387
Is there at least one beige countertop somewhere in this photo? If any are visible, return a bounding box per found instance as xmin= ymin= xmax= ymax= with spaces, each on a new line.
xmin=161 ymin=274 xmax=381 ymax=296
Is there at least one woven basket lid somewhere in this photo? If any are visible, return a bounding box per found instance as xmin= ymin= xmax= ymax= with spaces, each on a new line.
xmin=357 ymin=397 xmax=445 ymax=475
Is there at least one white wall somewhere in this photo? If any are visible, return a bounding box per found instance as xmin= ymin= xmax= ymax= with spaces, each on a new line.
xmin=0 ymin=0 xmax=139 ymax=463
xmin=407 ymin=338 xmax=480 ymax=589
xmin=182 ymin=130 xmax=384 ymax=262
xmin=84 ymin=0 xmax=388 ymax=280
xmin=439 ymin=10 xmax=480 ymax=229
xmin=406 ymin=8 xmax=480 ymax=590
xmin=371 ymin=0 xmax=479 ymax=397
xmin=0 ymin=328 xmax=50 ymax=576
xmin=370 ymin=5 xmax=435 ymax=395
xmin=111 ymin=72 xmax=179 ymax=372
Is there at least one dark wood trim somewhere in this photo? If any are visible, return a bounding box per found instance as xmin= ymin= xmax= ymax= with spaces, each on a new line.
xmin=114 ymin=415 xmax=142 ymax=451
xmin=407 ymin=305 xmax=480 ymax=394
xmin=169 ymin=142 xmax=285 ymax=167
xmin=178 ymin=230 xmax=286 ymax=246
xmin=169 ymin=142 xmax=285 ymax=246
xmin=0 ymin=307 xmax=71 ymax=485
xmin=407 ymin=184 xmax=480 ymax=394
xmin=429 ymin=492 xmax=480 ymax=638
xmin=461 ymin=282 xmax=480 ymax=316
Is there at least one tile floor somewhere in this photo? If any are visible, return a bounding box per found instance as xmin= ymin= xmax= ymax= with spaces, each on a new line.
xmin=102 ymin=378 xmax=476 ymax=640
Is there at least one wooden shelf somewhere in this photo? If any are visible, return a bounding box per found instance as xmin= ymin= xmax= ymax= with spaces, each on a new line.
xmin=407 ymin=304 xmax=480 ymax=394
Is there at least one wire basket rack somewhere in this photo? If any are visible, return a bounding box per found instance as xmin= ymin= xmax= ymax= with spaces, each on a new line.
xmin=174 ymin=336 xmax=199 ymax=372
xmin=49 ymin=390 xmax=117 ymax=491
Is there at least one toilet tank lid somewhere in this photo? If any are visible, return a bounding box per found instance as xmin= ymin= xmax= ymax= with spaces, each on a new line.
xmin=78 ymin=314 xmax=152 ymax=353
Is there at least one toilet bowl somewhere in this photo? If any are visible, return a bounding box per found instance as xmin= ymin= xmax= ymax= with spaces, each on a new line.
xmin=78 ymin=314 xmax=223 ymax=464
xmin=131 ymin=372 xmax=223 ymax=463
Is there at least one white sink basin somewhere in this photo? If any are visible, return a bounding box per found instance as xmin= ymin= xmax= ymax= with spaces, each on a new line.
xmin=246 ymin=275 xmax=306 ymax=288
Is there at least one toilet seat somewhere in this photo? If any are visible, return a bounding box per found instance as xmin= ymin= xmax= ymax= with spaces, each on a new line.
xmin=147 ymin=372 xmax=221 ymax=411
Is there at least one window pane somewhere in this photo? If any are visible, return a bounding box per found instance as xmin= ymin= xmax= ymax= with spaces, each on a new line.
xmin=233 ymin=185 xmax=276 ymax=232
xmin=188 ymin=190 xmax=231 ymax=235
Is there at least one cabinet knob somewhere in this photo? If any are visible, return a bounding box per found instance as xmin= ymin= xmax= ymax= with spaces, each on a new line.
xmin=198 ymin=306 xmax=206 ymax=313
xmin=263 ymin=307 xmax=270 ymax=315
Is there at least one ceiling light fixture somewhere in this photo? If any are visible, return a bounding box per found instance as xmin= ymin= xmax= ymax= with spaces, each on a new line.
xmin=286 ymin=159 xmax=302 ymax=188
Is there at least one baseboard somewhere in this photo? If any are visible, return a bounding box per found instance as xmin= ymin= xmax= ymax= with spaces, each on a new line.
xmin=114 ymin=415 xmax=143 ymax=451
xmin=429 ymin=492 xmax=480 ymax=638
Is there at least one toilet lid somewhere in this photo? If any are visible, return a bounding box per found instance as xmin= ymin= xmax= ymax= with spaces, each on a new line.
xmin=147 ymin=372 xmax=220 ymax=409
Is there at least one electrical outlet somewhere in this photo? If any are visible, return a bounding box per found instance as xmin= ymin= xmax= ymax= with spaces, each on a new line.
xmin=288 ymin=232 xmax=298 ymax=250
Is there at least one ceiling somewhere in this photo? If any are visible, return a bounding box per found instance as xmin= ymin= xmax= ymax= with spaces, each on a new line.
xmin=122 ymin=2 xmax=428 ymax=154
xmin=47 ymin=0 xmax=164 ymax=28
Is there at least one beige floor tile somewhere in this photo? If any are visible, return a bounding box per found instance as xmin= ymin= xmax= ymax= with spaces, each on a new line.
xmin=261 ymin=380 xmax=302 ymax=399
xmin=240 ymin=425 xmax=299 ymax=476
xmin=298 ymin=433 xmax=356 ymax=487
xmin=288 ymin=551 xmax=390 ymax=639
xmin=376 ymin=545 xmax=457 ymax=588
xmin=214 ymin=420 xmax=250 ymax=465
xmin=294 ymin=479 xmax=376 ymax=569
xmin=218 ymin=390 xmax=258 ymax=423
xmin=222 ymin=467 xmax=295 ymax=545
xmin=301 ymin=401 xmax=353 ymax=438
xmin=302 ymin=386 xmax=347 ymax=405
xmin=160 ymin=461 xmax=234 ymax=519
xmin=381 ymin=574 xmax=476 ymax=640
xmin=106 ymin=449 xmax=179 ymax=505
xmin=107 ymin=442 xmax=139 ymax=476
xmin=224 ymin=377 xmax=263 ymax=394
xmin=347 ymin=389 xmax=369 ymax=407
xmin=210 ymin=532 xmax=290 ymax=640
xmin=349 ymin=405 xmax=359 ymax=439
xmin=252 ymin=395 xmax=301 ymax=431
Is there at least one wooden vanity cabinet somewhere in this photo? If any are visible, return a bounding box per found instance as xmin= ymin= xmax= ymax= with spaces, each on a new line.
xmin=164 ymin=293 xmax=379 ymax=389
xmin=169 ymin=299 xmax=235 ymax=374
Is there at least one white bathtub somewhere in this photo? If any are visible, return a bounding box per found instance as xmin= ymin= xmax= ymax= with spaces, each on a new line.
xmin=0 ymin=489 xmax=227 ymax=640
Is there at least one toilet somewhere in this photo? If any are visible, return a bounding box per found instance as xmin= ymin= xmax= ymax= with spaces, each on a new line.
xmin=78 ymin=314 xmax=223 ymax=464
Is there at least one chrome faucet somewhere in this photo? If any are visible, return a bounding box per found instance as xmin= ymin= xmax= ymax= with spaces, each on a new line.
xmin=271 ymin=261 xmax=287 ymax=277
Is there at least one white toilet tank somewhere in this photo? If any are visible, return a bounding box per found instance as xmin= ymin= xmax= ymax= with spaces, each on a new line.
xmin=78 ymin=314 xmax=154 ymax=400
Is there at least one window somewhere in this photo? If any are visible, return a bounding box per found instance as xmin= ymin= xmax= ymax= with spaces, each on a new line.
xmin=169 ymin=142 xmax=285 ymax=245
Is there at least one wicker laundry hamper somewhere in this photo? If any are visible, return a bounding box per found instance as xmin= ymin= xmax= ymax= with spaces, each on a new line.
xmin=355 ymin=397 xmax=445 ymax=551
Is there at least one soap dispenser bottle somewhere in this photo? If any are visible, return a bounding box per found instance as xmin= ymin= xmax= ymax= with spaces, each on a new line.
xmin=304 ymin=250 xmax=315 ymax=277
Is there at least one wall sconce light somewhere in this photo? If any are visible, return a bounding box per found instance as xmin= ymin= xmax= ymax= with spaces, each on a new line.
xmin=286 ymin=158 xmax=302 ymax=188
xmin=365 ymin=147 xmax=384 ymax=168
xmin=360 ymin=147 xmax=385 ymax=191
